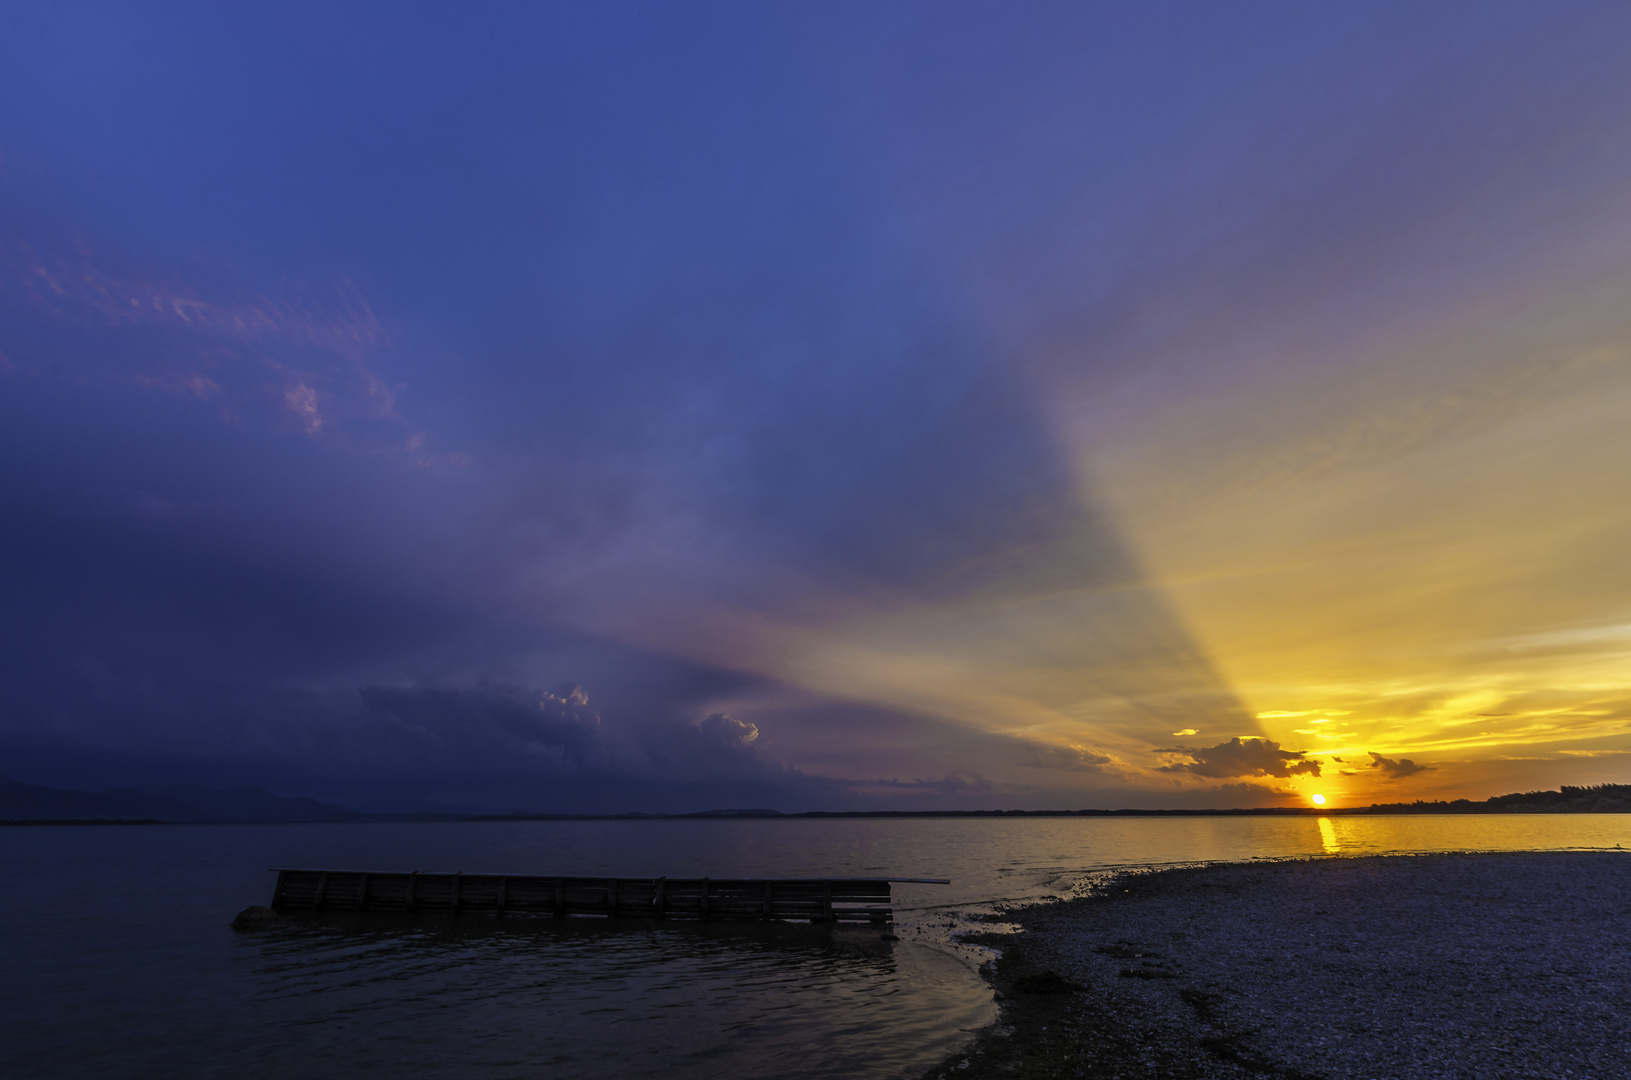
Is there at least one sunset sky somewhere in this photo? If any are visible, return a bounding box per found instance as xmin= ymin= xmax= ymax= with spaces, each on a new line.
xmin=3 ymin=2 xmax=1630 ymax=812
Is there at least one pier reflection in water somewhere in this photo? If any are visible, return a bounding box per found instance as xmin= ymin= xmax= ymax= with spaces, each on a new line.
xmin=235 ymin=914 xmax=941 ymax=1080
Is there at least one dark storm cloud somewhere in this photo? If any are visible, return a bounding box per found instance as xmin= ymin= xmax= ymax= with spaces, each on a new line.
xmin=1159 ymin=737 xmax=1321 ymax=779
xmin=308 ymin=684 xmax=792 ymax=788
xmin=305 ymin=683 xmax=853 ymax=813
xmin=344 ymin=683 xmax=611 ymax=774
xmin=0 ymin=669 xmax=850 ymax=813
xmin=0 ymin=4 xmax=1086 ymax=597
xmin=0 ymin=0 xmax=1104 ymax=809
xmin=697 ymin=713 xmax=759 ymax=748
xmin=1368 ymin=752 xmax=1432 ymax=779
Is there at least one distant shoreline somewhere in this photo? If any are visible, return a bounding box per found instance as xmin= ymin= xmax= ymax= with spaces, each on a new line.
xmin=471 ymin=798 xmax=1630 ymax=820
xmin=4 ymin=781 xmax=1628 ymax=824
xmin=3 ymin=806 xmax=1629 ymax=826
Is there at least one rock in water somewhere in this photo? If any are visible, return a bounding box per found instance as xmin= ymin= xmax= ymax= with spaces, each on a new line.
xmin=232 ymin=905 xmax=278 ymax=930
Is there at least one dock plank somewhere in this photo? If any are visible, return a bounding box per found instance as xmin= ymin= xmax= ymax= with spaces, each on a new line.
xmin=264 ymin=869 xmax=945 ymax=923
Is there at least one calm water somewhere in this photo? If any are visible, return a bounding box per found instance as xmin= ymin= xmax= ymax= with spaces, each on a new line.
xmin=3 ymin=814 xmax=1628 ymax=1079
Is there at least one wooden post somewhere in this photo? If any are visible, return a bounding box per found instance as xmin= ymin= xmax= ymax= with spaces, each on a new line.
xmin=700 ymin=878 xmax=710 ymax=921
xmin=822 ymin=880 xmax=833 ymax=924
xmin=762 ymin=880 xmax=773 ymax=920
xmin=405 ymin=871 xmax=418 ymax=912
xmin=271 ymin=870 xmax=288 ymax=910
xmin=313 ymin=872 xmax=330 ymax=910
xmin=356 ymin=873 xmax=369 ymax=911
xmin=654 ymin=877 xmax=666 ymax=919
xmin=496 ymin=876 xmax=508 ymax=918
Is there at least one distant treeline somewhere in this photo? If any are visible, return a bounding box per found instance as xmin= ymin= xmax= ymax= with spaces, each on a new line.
xmin=1359 ymin=784 xmax=1631 ymax=815
xmin=685 ymin=784 xmax=1631 ymax=818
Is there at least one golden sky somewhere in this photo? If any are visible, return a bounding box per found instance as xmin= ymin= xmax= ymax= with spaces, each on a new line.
xmin=615 ymin=38 xmax=1631 ymax=808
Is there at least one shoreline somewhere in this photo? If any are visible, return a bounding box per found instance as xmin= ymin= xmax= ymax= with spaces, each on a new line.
xmin=927 ymin=850 xmax=1631 ymax=1080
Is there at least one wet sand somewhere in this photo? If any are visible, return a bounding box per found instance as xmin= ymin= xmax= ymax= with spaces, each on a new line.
xmin=930 ymin=851 xmax=1631 ymax=1080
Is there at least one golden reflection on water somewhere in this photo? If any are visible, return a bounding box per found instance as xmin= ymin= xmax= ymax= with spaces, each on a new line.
xmin=1318 ymin=816 xmax=1339 ymax=854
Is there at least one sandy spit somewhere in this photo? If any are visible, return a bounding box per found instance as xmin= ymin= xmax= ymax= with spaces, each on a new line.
xmin=929 ymin=851 xmax=1631 ymax=1080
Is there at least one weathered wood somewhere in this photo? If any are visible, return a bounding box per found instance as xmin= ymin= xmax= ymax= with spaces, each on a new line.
xmin=263 ymin=869 xmax=944 ymax=922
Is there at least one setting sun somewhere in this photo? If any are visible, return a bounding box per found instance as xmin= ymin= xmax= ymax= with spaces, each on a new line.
xmin=1311 ymin=794 xmax=1327 ymax=806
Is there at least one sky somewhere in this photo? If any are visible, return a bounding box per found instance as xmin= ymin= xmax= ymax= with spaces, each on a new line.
xmin=3 ymin=1 xmax=1631 ymax=813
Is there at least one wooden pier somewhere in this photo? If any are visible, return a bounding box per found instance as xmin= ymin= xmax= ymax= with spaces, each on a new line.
xmin=268 ymin=868 xmax=948 ymax=923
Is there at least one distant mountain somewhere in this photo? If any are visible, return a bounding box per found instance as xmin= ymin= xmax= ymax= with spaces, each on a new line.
xmin=0 ymin=776 xmax=200 ymax=821
xmin=0 ymin=775 xmax=357 ymax=822
xmin=688 ymin=808 xmax=787 ymax=817
xmin=142 ymin=784 xmax=357 ymax=822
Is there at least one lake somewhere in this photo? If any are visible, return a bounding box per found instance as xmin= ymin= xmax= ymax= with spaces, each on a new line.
xmin=3 ymin=814 xmax=1627 ymax=1079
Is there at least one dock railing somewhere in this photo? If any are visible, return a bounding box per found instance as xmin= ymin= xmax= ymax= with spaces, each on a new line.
xmin=268 ymin=868 xmax=948 ymax=923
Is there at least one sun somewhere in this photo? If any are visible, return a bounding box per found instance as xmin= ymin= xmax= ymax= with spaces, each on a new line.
xmin=1311 ymin=793 xmax=1327 ymax=806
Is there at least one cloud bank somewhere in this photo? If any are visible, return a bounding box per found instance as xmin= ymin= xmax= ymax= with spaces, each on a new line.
xmin=1368 ymin=752 xmax=1432 ymax=780
xmin=1159 ymin=738 xmax=1322 ymax=780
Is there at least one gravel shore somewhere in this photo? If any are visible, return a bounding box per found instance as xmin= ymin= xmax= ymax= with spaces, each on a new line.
xmin=930 ymin=851 xmax=1631 ymax=1080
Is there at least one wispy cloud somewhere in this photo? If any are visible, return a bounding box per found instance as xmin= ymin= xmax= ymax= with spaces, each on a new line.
xmin=1020 ymin=743 xmax=1123 ymax=773
xmin=0 ymin=222 xmax=410 ymax=450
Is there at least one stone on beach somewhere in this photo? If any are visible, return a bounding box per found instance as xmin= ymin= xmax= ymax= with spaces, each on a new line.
xmin=941 ymin=851 xmax=1631 ymax=1080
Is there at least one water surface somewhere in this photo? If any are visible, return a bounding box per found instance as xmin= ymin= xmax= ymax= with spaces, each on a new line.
xmin=3 ymin=814 xmax=1626 ymax=1078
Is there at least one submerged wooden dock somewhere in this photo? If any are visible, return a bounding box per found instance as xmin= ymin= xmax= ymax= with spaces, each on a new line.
xmin=269 ymin=868 xmax=947 ymax=923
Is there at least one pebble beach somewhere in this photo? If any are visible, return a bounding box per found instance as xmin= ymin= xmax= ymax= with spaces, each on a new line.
xmin=934 ymin=851 xmax=1631 ymax=1080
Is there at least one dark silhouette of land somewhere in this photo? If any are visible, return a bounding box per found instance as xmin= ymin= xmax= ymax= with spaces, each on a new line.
xmin=1363 ymin=783 xmax=1631 ymax=814
xmin=0 ymin=775 xmax=456 ymax=824
xmin=478 ymin=783 xmax=1631 ymax=820
xmin=4 ymin=774 xmax=1630 ymax=823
